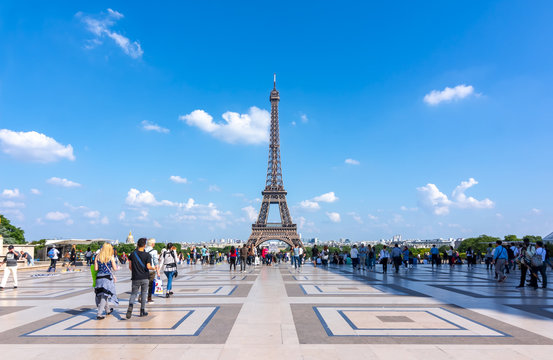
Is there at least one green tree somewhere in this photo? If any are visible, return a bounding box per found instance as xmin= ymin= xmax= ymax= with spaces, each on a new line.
xmin=522 ymin=235 xmax=542 ymax=243
xmin=458 ymin=235 xmax=499 ymax=254
xmin=0 ymin=214 xmax=26 ymax=244
xmin=504 ymin=234 xmax=520 ymax=243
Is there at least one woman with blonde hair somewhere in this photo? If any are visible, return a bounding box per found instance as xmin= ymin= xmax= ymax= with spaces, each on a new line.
xmin=94 ymin=243 xmax=119 ymax=320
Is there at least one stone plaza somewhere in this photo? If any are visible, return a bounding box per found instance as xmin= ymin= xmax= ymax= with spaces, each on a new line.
xmin=0 ymin=261 xmax=552 ymax=359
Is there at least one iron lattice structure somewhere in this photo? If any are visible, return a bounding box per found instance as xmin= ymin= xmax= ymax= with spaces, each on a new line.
xmin=246 ymin=77 xmax=303 ymax=248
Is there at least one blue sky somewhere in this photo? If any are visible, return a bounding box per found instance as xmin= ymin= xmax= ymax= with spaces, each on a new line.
xmin=1 ymin=1 xmax=552 ymax=242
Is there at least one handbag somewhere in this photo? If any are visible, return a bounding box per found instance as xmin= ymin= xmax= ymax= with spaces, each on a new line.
xmin=154 ymin=278 xmax=164 ymax=296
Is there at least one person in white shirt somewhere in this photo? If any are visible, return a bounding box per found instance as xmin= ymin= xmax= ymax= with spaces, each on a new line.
xmin=379 ymin=246 xmax=390 ymax=273
xmin=530 ymin=241 xmax=547 ymax=289
xmin=144 ymin=238 xmax=161 ymax=304
xmin=350 ymin=245 xmax=359 ymax=270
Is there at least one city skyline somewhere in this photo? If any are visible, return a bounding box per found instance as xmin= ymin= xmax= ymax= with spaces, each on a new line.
xmin=1 ymin=2 xmax=552 ymax=242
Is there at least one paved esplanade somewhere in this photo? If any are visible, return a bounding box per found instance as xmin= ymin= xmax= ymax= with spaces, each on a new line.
xmin=0 ymin=263 xmax=552 ymax=359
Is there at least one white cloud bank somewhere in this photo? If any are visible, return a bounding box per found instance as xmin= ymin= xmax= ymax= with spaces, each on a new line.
xmin=180 ymin=107 xmax=270 ymax=145
xmin=125 ymin=188 xmax=195 ymax=209
xmin=0 ymin=129 xmax=75 ymax=163
xmin=299 ymin=192 xmax=338 ymax=211
xmin=77 ymin=8 xmax=143 ymax=59
xmin=141 ymin=120 xmax=169 ymax=133
xmin=242 ymin=205 xmax=257 ymax=222
xmin=47 ymin=177 xmax=82 ymax=188
xmin=423 ymin=85 xmax=475 ymax=105
xmin=417 ymin=178 xmax=494 ymax=215
xmin=45 ymin=211 xmax=70 ymax=221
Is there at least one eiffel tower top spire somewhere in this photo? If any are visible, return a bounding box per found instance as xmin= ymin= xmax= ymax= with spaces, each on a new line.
xmin=266 ymin=74 xmax=284 ymax=191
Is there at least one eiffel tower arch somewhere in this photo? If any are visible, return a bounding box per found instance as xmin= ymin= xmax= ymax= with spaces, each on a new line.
xmin=246 ymin=76 xmax=303 ymax=249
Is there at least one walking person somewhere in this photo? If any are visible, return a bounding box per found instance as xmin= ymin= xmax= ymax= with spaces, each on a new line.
xmin=530 ymin=241 xmax=547 ymax=289
xmin=293 ymin=245 xmax=301 ymax=271
xmin=312 ymin=245 xmax=320 ymax=267
xmin=466 ymin=247 xmax=474 ymax=269
xmin=85 ymin=247 xmax=93 ymax=266
xmin=379 ymin=246 xmax=390 ymax=273
xmin=47 ymin=246 xmax=60 ymax=272
xmin=228 ymin=246 xmax=237 ymax=271
xmin=94 ymin=243 xmax=119 ymax=320
xmin=391 ymin=244 xmax=402 ymax=273
xmin=517 ymin=238 xmax=535 ymax=288
xmin=350 ymin=245 xmax=359 ymax=271
xmin=430 ymin=245 xmax=440 ymax=269
xmin=239 ymin=245 xmax=248 ymax=272
xmin=1 ymin=245 xmax=20 ymax=290
xmin=402 ymin=246 xmax=410 ymax=268
xmin=126 ymin=238 xmax=157 ymax=319
xmin=485 ymin=243 xmax=493 ymax=270
xmin=144 ymin=238 xmax=160 ymax=304
xmin=493 ymin=240 xmax=508 ymax=283
xmin=159 ymin=243 xmax=178 ymax=298
xmin=358 ymin=243 xmax=367 ymax=271
xmin=368 ymin=245 xmax=375 ymax=270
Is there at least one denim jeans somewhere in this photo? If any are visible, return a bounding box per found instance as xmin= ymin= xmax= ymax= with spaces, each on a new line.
xmin=294 ymin=256 xmax=301 ymax=269
xmin=129 ymin=279 xmax=149 ymax=310
xmin=164 ymin=270 xmax=175 ymax=291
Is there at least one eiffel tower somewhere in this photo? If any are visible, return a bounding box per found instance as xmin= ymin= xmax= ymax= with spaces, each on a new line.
xmin=246 ymin=76 xmax=303 ymax=248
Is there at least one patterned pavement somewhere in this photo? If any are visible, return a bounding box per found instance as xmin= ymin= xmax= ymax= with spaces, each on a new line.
xmin=0 ymin=261 xmax=552 ymax=358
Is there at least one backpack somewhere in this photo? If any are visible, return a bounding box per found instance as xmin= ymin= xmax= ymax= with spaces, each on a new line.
xmin=531 ymin=249 xmax=544 ymax=267
xmin=507 ymin=247 xmax=514 ymax=260
xmin=48 ymin=249 xmax=55 ymax=259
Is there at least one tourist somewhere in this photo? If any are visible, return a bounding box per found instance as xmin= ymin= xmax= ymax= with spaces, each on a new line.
xmin=430 ymin=245 xmax=440 ymax=268
xmin=239 ymin=245 xmax=248 ymax=272
xmin=20 ymin=250 xmax=34 ymax=267
xmin=248 ymin=246 xmax=255 ymax=266
xmin=379 ymin=246 xmax=390 ymax=273
xmin=530 ymin=241 xmax=547 ymax=289
xmin=201 ymin=246 xmax=208 ymax=265
xmin=368 ymin=245 xmax=375 ymax=270
xmin=402 ymin=246 xmax=409 ymax=268
xmin=358 ymin=243 xmax=367 ymax=271
xmin=47 ymin=245 xmax=60 ymax=272
xmin=293 ymin=245 xmax=301 ymax=271
xmin=493 ymin=240 xmax=508 ymax=283
xmin=1 ymin=245 xmax=20 ymax=290
xmin=159 ymin=243 xmax=178 ymax=298
xmin=85 ymin=247 xmax=93 ymax=266
xmin=94 ymin=243 xmax=119 ymax=320
xmin=485 ymin=243 xmax=493 ymax=270
xmin=145 ymin=238 xmax=160 ymax=304
xmin=312 ymin=245 xmax=319 ymax=267
xmin=298 ymin=246 xmax=304 ymax=266
xmin=320 ymin=246 xmax=329 ymax=267
xmin=517 ymin=238 xmax=534 ymax=288
xmin=120 ymin=252 xmax=128 ymax=264
xmin=229 ymin=246 xmax=237 ymax=271
xmin=391 ymin=244 xmax=402 ymax=273
xmin=447 ymin=246 xmax=454 ymax=267
xmin=466 ymin=247 xmax=474 ymax=269
xmin=126 ymin=237 xmax=155 ymax=319
xmin=350 ymin=245 xmax=359 ymax=270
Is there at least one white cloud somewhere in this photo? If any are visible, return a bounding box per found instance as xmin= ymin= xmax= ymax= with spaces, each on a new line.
xmin=326 ymin=212 xmax=341 ymax=223
xmin=417 ymin=178 xmax=494 ymax=215
xmin=242 ymin=206 xmax=257 ymax=222
xmin=345 ymin=158 xmax=360 ymax=165
xmin=423 ymin=84 xmax=475 ymax=105
xmin=100 ymin=216 xmax=109 ymax=225
xmin=313 ymin=192 xmax=339 ymax=203
xmin=532 ymin=208 xmax=542 ymax=215
xmin=208 ymin=185 xmax=221 ymax=192
xmin=2 ymin=188 xmax=20 ymax=198
xmin=137 ymin=210 xmax=149 ymax=221
xmin=348 ymin=212 xmax=363 ymax=224
xmin=125 ymin=188 xmax=195 ymax=209
xmin=300 ymin=114 xmax=308 ymax=123
xmin=47 ymin=177 xmax=82 ymax=188
xmin=153 ymin=220 xmax=161 ymax=228
xmin=77 ymin=9 xmax=143 ymax=59
xmin=30 ymin=188 xmax=41 ymax=195
xmin=400 ymin=206 xmax=418 ymax=212
xmin=119 ymin=211 xmax=126 ymax=220
xmin=291 ymin=121 xmax=297 ymax=126
xmin=180 ymin=107 xmax=270 ymax=145
xmin=0 ymin=129 xmax=75 ymax=163
xmin=0 ymin=201 xmax=25 ymax=209
xmin=45 ymin=211 xmax=70 ymax=221
xmin=84 ymin=210 xmax=100 ymax=219
xmin=367 ymin=214 xmax=378 ymax=220
xmin=299 ymin=200 xmax=320 ymax=210
xmin=169 ymin=175 xmax=188 ymax=184
xmin=141 ymin=120 xmax=169 ymax=133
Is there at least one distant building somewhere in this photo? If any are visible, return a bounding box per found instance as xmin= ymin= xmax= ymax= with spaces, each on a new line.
xmin=544 ymin=232 xmax=553 ymax=243
xmin=126 ymin=231 xmax=134 ymax=245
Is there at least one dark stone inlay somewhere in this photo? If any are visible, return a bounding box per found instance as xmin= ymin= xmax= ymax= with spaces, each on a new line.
xmin=376 ymin=315 xmax=413 ymax=323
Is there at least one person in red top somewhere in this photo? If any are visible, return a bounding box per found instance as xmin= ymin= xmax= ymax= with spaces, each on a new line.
xmin=229 ymin=246 xmax=237 ymax=271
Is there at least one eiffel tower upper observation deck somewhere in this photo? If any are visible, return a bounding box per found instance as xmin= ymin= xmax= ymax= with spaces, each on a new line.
xmin=246 ymin=75 xmax=303 ymax=248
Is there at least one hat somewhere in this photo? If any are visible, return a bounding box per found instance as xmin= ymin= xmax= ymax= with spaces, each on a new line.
xmin=8 ymin=245 xmax=14 ymax=250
